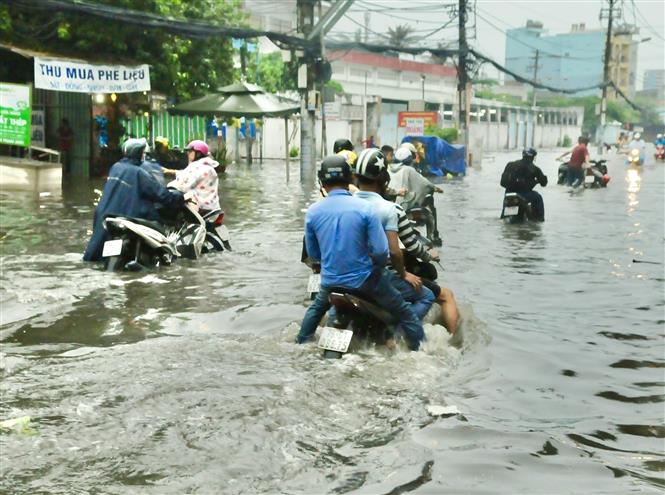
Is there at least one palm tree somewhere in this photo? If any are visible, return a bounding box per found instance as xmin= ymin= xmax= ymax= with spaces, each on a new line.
xmin=387 ymin=24 xmax=415 ymax=48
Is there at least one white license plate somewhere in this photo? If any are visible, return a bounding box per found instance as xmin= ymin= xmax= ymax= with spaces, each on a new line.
xmin=504 ymin=206 xmax=519 ymax=216
xmin=102 ymin=239 xmax=123 ymax=257
xmin=215 ymin=225 xmax=230 ymax=241
xmin=584 ymin=175 xmax=595 ymax=184
xmin=318 ymin=327 xmax=353 ymax=353
xmin=307 ymin=273 xmax=321 ymax=293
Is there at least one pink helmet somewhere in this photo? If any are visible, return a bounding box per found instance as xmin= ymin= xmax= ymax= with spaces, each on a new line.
xmin=185 ymin=140 xmax=209 ymax=156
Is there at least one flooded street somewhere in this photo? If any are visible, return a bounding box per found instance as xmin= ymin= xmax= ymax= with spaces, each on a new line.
xmin=1 ymin=150 xmax=663 ymax=494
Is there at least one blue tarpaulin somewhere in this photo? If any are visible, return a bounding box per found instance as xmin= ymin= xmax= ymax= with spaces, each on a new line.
xmin=401 ymin=135 xmax=466 ymax=176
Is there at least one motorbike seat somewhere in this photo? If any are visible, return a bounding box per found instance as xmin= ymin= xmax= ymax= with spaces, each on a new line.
xmin=105 ymin=214 xmax=167 ymax=235
xmin=328 ymin=287 xmax=397 ymax=325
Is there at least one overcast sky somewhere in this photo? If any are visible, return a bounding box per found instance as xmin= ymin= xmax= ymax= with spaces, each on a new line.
xmin=328 ymin=0 xmax=664 ymax=89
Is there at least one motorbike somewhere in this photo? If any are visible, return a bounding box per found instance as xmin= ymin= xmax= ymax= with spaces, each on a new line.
xmin=626 ymin=148 xmax=643 ymax=167
xmin=201 ymin=209 xmax=232 ymax=253
xmin=557 ymin=162 xmax=569 ymax=185
xmin=404 ymin=193 xmax=443 ymax=246
xmin=655 ymin=144 xmax=664 ymax=161
xmin=583 ymin=159 xmax=611 ymax=188
xmin=101 ymin=202 xmax=228 ymax=271
xmin=501 ymin=192 xmax=539 ymax=224
xmin=317 ymin=287 xmax=396 ymax=359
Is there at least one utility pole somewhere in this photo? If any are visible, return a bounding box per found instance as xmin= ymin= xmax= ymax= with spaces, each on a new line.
xmin=297 ymin=0 xmax=316 ymax=182
xmin=600 ymin=0 xmax=616 ymax=133
xmin=457 ymin=0 xmax=471 ymax=165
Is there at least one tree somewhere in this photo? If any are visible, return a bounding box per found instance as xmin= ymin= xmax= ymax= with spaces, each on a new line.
xmin=245 ymin=51 xmax=298 ymax=94
xmin=0 ymin=0 xmax=246 ymax=101
xmin=387 ymin=24 xmax=415 ymax=48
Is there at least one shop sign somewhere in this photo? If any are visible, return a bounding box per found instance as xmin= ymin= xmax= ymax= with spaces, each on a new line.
xmin=34 ymin=57 xmax=150 ymax=93
xmin=0 ymin=82 xmax=31 ymax=147
xmin=398 ymin=111 xmax=438 ymax=128
xmin=404 ymin=117 xmax=425 ymax=136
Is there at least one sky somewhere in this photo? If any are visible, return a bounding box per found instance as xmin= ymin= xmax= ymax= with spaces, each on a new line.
xmin=327 ymin=0 xmax=665 ymax=90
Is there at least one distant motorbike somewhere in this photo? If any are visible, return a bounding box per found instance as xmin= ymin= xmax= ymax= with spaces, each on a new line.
xmin=655 ymin=144 xmax=664 ymax=161
xmin=627 ymin=148 xmax=643 ymax=166
xmin=501 ymin=192 xmax=539 ymax=224
xmin=317 ymin=287 xmax=396 ymax=359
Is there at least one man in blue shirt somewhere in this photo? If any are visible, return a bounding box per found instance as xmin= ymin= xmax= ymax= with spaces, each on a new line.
xmin=355 ymin=148 xmax=435 ymax=321
xmin=297 ymin=155 xmax=426 ymax=350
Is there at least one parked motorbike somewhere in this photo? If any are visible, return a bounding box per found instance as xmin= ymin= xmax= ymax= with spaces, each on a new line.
xmin=317 ymin=287 xmax=396 ymax=359
xmin=583 ymin=159 xmax=611 ymax=188
xmin=501 ymin=192 xmax=539 ymax=223
xmin=655 ymin=144 xmax=664 ymax=161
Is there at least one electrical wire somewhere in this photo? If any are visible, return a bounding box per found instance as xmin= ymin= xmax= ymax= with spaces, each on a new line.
xmin=631 ymin=0 xmax=665 ymax=41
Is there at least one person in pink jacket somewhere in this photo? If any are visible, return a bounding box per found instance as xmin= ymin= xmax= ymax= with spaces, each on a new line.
xmin=165 ymin=140 xmax=220 ymax=215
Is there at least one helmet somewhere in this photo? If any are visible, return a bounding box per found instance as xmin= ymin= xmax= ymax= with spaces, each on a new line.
xmin=185 ymin=139 xmax=209 ymax=156
xmin=522 ymin=147 xmax=537 ymax=161
xmin=657 ymin=133 xmax=663 ymax=139
xmin=400 ymin=142 xmax=417 ymax=157
xmin=122 ymin=138 xmax=147 ymax=162
xmin=318 ymin=155 xmax=352 ymax=185
xmin=333 ymin=138 xmax=354 ymax=154
xmin=336 ymin=149 xmax=357 ymax=167
xmin=154 ymin=136 xmax=169 ymax=149
xmin=394 ymin=147 xmax=413 ymax=165
xmin=633 ymin=132 xmax=641 ymax=140
xmin=356 ymin=148 xmax=387 ymax=180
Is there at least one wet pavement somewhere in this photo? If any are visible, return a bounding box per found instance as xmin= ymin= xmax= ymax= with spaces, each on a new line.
xmin=1 ymin=149 xmax=663 ymax=494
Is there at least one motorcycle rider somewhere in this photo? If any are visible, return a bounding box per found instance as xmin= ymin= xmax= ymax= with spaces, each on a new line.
xmin=164 ymin=140 xmax=220 ymax=216
xmin=83 ymin=138 xmax=185 ymax=262
xmin=394 ymin=202 xmax=460 ymax=334
xmin=296 ymin=155 xmax=426 ymax=351
xmin=627 ymin=132 xmax=646 ymax=165
xmin=557 ymin=136 xmax=589 ymax=187
xmin=500 ymin=148 xmax=547 ymax=221
xmin=354 ymin=148 xmax=435 ymax=321
xmin=390 ymin=147 xmax=443 ymax=243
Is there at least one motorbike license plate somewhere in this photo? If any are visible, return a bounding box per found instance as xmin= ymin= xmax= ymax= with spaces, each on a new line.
xmin=307 ymin=273 xmax=321 ymax=294
xmin=102 ymin=239 xmax=123 ymax=257
xmin=318 ymin=327 xmax=353 ymax=353
xmin=504 ymin=206 xmax=519 ymax=216
xmin=584 ymin=175 xmax=595 ymax=184
xmin=215 ymin=225 xmax=230 ymax=241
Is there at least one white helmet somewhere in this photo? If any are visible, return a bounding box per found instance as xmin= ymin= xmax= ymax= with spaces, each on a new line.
xmin=394 ymin=147 xmax=413 ymax=165
xmin=400 ymin=142 xmax=417 ymax=157
xmin=657 ymin=133 xmax=663 ymax=139
xmin=633 ymin=132 xmax=641 ymax=140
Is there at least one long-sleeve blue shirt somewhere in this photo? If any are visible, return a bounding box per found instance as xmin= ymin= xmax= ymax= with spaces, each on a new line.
xmin=304 ymin=189 xmax=389 ymax=288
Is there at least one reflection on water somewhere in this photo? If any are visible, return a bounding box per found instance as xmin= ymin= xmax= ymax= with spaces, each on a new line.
xmin=0 ymin=152 xmax=664 ymax=494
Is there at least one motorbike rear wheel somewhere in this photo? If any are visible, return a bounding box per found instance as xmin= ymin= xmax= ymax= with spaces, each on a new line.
xmin=105 ymin=255 xmax=124 ymax=271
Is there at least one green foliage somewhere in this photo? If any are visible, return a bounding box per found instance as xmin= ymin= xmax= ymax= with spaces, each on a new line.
xmin=386 ymin=24 xmax=415 ymax=47
xmin=326 ymin=80 xmax=344 ymax=94
xmin=289 ymin=146 xmax=299 ymax=157
xmin=561 ymin=135 xmax=572 ymax=147
xmin=246 ymin=51 xmax=297 ymax=93
xmin=0 ymin=0 xmax=246 ymax=100
xmin=475 ymin=89 xmax=528 ymax=107
xmin=424 ymin=124 xmax=458 ymax=143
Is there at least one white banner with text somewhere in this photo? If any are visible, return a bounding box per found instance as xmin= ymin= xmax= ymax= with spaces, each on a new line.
xmin=34 ymin=57 xmax=150 ymax=93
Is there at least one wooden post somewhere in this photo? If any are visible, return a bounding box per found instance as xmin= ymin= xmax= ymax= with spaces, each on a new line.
xmin=284 ymin=116 xmax=290 ymax=182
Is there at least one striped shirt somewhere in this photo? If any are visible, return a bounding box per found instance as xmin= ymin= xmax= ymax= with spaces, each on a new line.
xmin=394 ymin=203 xmax=432 ymax=262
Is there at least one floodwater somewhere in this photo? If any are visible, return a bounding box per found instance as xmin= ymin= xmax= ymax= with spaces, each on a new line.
xmin=1 ymin=149 xmax=663 ymax=494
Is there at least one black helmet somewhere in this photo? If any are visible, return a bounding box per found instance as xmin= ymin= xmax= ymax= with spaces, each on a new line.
xmin=356 ymin=148 xmax=388 ymax=180
xmin=333 ymin=138 xmax=354 ymax=154
xmin=318 ymin=155 xmax=352 ymax=185
xmin=522 ymin=147 xmax=537 ymax=161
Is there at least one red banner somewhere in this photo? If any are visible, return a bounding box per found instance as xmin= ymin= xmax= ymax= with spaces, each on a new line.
xmin=398 ymin=111 xmax=438 ymax=128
